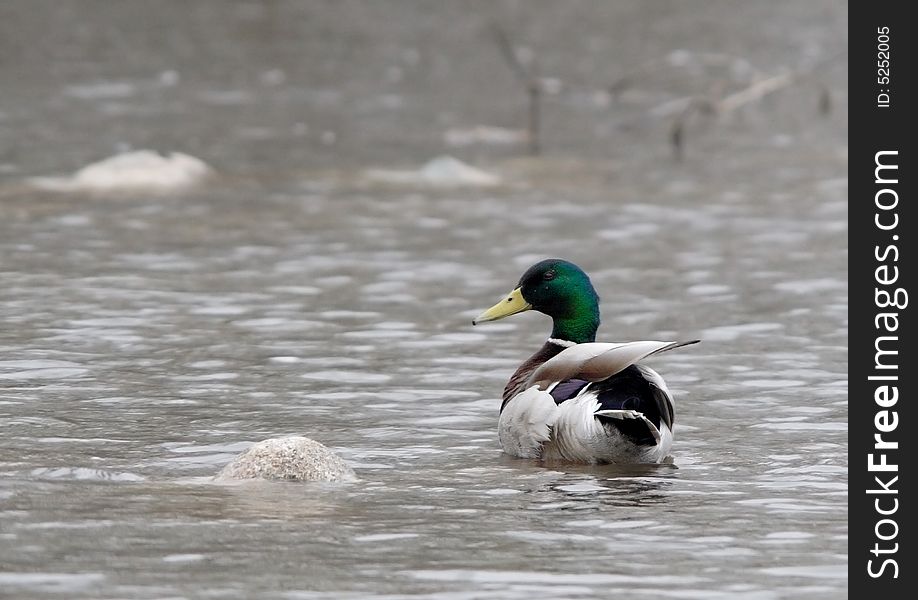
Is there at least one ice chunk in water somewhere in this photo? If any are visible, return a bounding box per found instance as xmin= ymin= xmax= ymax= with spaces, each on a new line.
xmin=29 ymin=150 xmax=213 ymax=192
xmin=365 ymin=156 xmax=500 ymax=187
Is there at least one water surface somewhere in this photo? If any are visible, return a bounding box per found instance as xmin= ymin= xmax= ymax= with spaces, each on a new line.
xmin=1 ymin=1 xmax=847 ymax=598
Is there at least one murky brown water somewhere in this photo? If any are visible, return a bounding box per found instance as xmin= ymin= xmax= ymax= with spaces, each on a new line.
xmin=1 ymin=2 xmax=847 ymax=598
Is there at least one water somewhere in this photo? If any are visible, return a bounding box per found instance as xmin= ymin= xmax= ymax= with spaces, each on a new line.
xmin=1 ymin=1 xmax=847 ymax=598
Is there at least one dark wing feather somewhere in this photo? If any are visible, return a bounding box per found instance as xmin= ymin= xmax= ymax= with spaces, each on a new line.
xmin=544 ymin=365 xmax=676 ymax=447
xmin=593 ymin=365 xmax=674 ymax=446
xmin=549 ymin=379 xmax=590 ymax=404
xmin=592 ymin=365 xmax=671 ymax=429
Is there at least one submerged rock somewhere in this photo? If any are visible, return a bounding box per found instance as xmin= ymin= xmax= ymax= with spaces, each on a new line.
xmin=215 ymin=436 xmax=357 ymax=482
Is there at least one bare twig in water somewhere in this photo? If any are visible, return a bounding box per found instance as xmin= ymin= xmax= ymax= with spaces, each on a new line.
xmin=490 ymin=23 xmax=532 ymax=86
xmin=818 ymin=85 xmax=833 ymax=116
xmin=608 ymin=52 xmax=761 ymax=104
xmin=491 ymin=23 xmax=542 ymax=156
xmin=667 ymin=49 xmax=846 ymax=159
xmin=714 ymin=72 xmax=794 ymax=113
xmin=486 ymin=28 xmax=845 ymax=160
xmin=527 ymin=83 xmax=542 ymax=156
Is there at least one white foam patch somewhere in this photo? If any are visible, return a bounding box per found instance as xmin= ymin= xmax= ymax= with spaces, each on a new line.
xmin=0 ymin=359 xmax=84 ymax=369
xmin=759 ymin=565 xmax=847 ymax=579
xmin=269 ymin=356 xmax=301 ymax=364
xmin=444 ymin=125 xmax=527 ymax=147
xmin=364 ymin=156 xmax=500 ymax=187
xmin=751 ymin=421 xmax=847 ymax=432
xmin=0 ymin=573 xmax=106 ymax=592
xmin=765 ymin=531 xmax=815 ymax=540
xmin=700 ymin=322 xmax=783 ymax=342
xmin=597 ymin=222 xmax=662 ymax=241
xmin=29 ymin=150 xmax=213 ymax=192
xmin=301 ymin=370 xmax=392 ymax=384
xmin=0 ymin=359 xmax=89 ymax=380
xmin=404 ymin=569 xmax=707 ymax=586
xmin=30 ymin=467 xmax=145 ymax=482
xmin=353 ymin=533 xmax=420 ymax=542
xmin=232 ymin=318 xmax=326 ymax=331
xmin=162 ymin=554 xmax=206 ymax=563
xmin=191 ymin=305 xmax=250 ymax=316
xmin=687 ymin=284 xmax=733 ymax=296
xmin=50 ymin=214 xmax=92 ymax=226
xmin=64 ymin=81 xmax=135 ymax=99
xmin=556 ymin=482 xmax=608 ymax=493
xmin=340 ymin=329 xmax=422 ymax=340
xmin=171 ymin=372 xmax=239 ymax=381
xmin=774 ymin=278 xmax=846 ymax=294
xmin=741 ymin=379 xmax=806 ymax=389
xmin=598 ymin=520 xmax=658 ymax=529
xmin=429 ymin=332 xmax=489 ymax=343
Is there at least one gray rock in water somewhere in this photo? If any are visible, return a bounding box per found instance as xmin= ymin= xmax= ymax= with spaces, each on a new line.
xmin=215 ymin=436 xmax=357 ymax=482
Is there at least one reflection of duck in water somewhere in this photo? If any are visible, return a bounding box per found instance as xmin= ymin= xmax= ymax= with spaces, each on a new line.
xmin=474 ymin=259 xmax=698 ymax=464
xmin=545 ymin=471 xmax=674 ymax=508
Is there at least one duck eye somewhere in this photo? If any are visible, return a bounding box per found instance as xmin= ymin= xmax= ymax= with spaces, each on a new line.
xmin=543 ymin=270 xmax=556 ymax=281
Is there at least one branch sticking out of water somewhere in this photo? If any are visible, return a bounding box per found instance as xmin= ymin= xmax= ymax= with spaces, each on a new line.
xmin=491 ymin=23 xmax=542 ymax=156
xmin=485 ymin=30 xmax=845 ymax=161
xmin=666 ymin=49 xmax=846 ymax=159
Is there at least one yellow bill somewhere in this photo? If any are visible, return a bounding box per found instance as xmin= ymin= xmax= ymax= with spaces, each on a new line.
xmin=473 ymin=287 xmax=532 ymax=325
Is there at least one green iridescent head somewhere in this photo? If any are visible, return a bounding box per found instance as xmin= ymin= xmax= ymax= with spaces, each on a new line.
xmin=473 ymin=259 xmax=601 ymax=344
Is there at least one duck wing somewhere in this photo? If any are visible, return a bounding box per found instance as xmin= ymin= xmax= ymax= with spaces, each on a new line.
xmin=592 ymin=364 xmax=674 ymax=445
xmin=525 ymin=340 xmax=698 ymax=391
xmin=538 ymin=341 xmax=697 ymax=449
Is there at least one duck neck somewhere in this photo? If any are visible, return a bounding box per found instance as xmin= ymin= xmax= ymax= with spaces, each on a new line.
xmin=550 ymin=307 xmax=599 ymax=345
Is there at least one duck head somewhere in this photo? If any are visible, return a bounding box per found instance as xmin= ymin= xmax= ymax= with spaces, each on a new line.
xmin=473 ymin=259 xmax=601 ymax=344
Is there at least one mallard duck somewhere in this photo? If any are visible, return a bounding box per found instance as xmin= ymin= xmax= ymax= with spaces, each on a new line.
xmin=473 ymin=259 xmax=698 ymax=464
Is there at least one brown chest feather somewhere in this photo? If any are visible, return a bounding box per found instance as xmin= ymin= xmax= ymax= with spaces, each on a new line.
xmin=501 ymin=342 xmax=566 ymax=411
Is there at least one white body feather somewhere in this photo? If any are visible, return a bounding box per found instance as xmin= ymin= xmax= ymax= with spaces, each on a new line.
xmin=499 ymin=343 xmax=683 ymax=464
